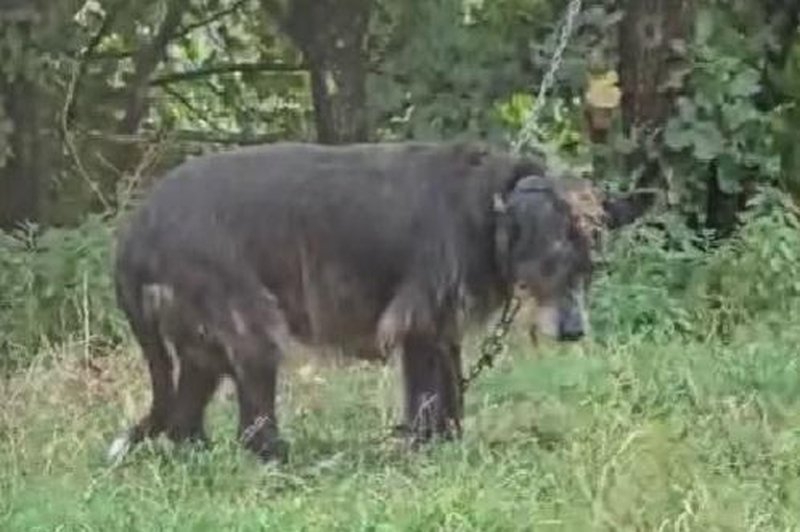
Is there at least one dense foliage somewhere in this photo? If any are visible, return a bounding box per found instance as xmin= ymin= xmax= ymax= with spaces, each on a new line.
xmin=0 ymin=0 xmax=797 ymax=219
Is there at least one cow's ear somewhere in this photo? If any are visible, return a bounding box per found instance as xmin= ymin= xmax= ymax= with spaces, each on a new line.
xmin=602 ymin=190 xmax=657 ymax=230
xmin=504 ymin=155 xmax=547 ymax=193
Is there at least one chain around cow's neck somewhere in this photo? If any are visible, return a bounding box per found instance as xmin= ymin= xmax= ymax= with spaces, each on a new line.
xmin=461 ymin=0 xmax=581 ymax=391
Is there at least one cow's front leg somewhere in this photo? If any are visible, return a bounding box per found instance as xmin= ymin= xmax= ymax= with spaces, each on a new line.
xmin=400 ymin=334 xmax=462 ymax=443
xmin=441 ymin=341 xmax=464 ymax=435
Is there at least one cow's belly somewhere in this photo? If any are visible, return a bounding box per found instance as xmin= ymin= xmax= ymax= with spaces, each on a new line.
xmin=270 ymin=266 xmax=390 ymax=356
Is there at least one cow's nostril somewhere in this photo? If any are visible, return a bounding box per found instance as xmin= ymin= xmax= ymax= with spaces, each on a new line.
xmin=558 ymin=321 xmax=584 ymax=342
xmin=558 ymin=305 xmax=585 ymax=342
xmin=558 ymin=329 xmax=584 ymax=342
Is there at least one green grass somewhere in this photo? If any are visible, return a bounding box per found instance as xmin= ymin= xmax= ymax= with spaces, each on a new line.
xmin=4 ymin=314 xmax=800 ymax=531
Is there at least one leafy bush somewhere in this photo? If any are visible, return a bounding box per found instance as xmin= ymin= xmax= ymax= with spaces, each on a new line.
xmin=591 ymin=186 xmax=800 ymax=343
xmin=695 ymin=188 xmax=800 ymax=330
xmin=589 ymin=212 xmax=706 ymax=342
xmin=0 ymin=214 xmax=127 ymax=372
xmin=658 ymin=4 xmax=800 ymax=219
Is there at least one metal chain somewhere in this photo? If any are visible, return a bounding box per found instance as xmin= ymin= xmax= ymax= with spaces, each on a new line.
xmin=460 ymin=295 xmax=522 ymax=391
xmin=512 ymin=0 xmax=583 ymax=156
xmin=462 ymin=0 xmax=582 ymax=391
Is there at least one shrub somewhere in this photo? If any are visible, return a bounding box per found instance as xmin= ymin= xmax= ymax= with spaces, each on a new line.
xmin=0 ymin=215 xmax=127 ymax=372
xmin=590 ymin=186 xmax=800 ymax=343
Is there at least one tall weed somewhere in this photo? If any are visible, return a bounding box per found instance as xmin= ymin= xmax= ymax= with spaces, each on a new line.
xmin=0 ymin=215 xmax=126 ymax=372
xmin=591 ymin=186 xmax=800 ymax=343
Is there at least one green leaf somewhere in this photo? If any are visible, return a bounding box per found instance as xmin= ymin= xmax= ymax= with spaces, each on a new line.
xmin=692 ymin=121 xmax=725 ymax=161
xmin=716 ymin=155 xmax=743 ymax=194
xmin=721 ymin=99 xmax=757 ymax=130
xmin=728 ymin=69 xmax=761 ymax=98
xmin=664 ymin=119 xmax=692 ymax=151
xmin=676 ymin=97 xmax=697 ymax=122
xmin=695 ymin=8 xmax=715 ymax=45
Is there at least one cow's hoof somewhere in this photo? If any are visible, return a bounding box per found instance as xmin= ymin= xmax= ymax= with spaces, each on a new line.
xmin=397 ymin=424 xmax=461 ymax=450
xmin=251 ymin=438 xmax=290 ymax=463
xmin=389 ymin=423 xmax=411 ymax=438
xmin=170 ymin=435 xmax=213 ymax=458
xmin=389 ymin=424 xmax=431 ymax=447
xmin=107 ymin=430 xmax=133 ymax=465
xmin=167 ymin=427 xmax=211 ymax=448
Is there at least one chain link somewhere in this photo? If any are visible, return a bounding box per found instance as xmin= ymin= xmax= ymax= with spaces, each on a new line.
xmin=512 ymin=0 xmax=583 ymax=156
xmin=462 ymin=0 xmax=582 ymax=391
xmin=460 ymin=295 xmax=522 ymax=391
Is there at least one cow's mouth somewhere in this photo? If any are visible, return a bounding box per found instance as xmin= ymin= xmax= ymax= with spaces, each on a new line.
xmin=528 ymin=324 xmax=585 ymax=345
xmin=525 ymin=298 xmax=587 ymax=344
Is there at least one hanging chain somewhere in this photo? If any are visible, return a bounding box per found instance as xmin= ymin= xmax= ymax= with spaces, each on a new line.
xmin=512 ymin=0 xmax=583 ymax=156
xmin=460 ymin=295 xmax=522 ymax=391
xmin=461 ymin=0 xmax=582 ymax=392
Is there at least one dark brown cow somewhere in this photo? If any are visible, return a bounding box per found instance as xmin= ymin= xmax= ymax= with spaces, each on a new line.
xmin=108 ymin=141 xmax=650 ymax=462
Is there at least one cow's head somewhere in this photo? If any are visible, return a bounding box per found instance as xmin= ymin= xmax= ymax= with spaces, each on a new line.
xmin=494 ymin=175 xmax=653 ymax=342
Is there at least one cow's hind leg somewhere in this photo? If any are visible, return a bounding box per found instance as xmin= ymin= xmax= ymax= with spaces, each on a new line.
xmin=400 ymin=335 xmax=462 ymax=444
xmin=130 ymin=339 xmax=174 ymax=441
xmin=166 ymin=351 xmax=221 ymax=446
xmin=108 ymin=339 xmax=174 ymax=461
xmin=215 ymin=291 xmax=288 ymax=462
xmin=108 ymin=292 xmax=175 ymax=463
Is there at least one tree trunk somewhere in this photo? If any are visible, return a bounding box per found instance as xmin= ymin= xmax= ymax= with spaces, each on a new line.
xmin=269 ymin=0 xmax=372 ymax=144
xmin=618 ymin=1 xmax=693 ymax=137
xmin=0 ymin=10 xmax=41 ymax=230
xmin=616 ymin=0 xmax=693 ymax=219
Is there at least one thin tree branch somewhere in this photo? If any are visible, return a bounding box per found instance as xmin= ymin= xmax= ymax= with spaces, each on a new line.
xmin=150 ymin=61 xmax=307 ymax=86
xmin=61 ymin=61 xmax=112 ymax=211
xmin=116 ymin=134 xmax=170 ymax=213
xmin=86 ymin=49 xmax=133 ymax=60
xmin=87 ymin=0 xmax=250 ymax=61
xmin=160 ymin=85 xmax=217 ymax=129
xmin=65 ymin=0 xmax=126 ymax=127
xmin=161 ymin=85 xmax=202 ymax=116
xmin=83 ymin=128 xmax=283 ymax=145
xmin=117 ymin=0 xmax=191 ymax=135
xmin=172 ymin=0 xmax=249 ymax=41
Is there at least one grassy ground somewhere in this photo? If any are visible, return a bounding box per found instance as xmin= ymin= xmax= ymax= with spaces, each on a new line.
xmin=3 ymin=312 xmax=800 ymax=532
